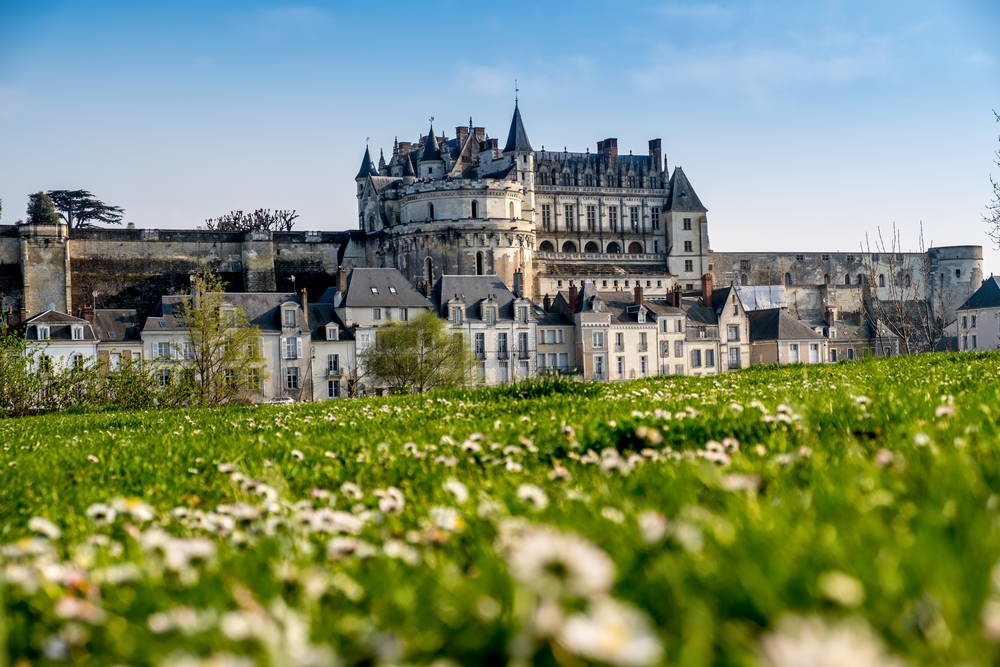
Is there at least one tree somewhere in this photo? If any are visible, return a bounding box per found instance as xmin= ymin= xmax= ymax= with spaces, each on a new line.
xmin=361 ymin=311 xmax=474 ymax=394
xmin=26 ymin=192 xmax=61 ymax=225
xmin=170 ymin=271 xmax=268 ymax=406
xmin=987 ymin=111 xmax=1000 ymax=248
xmin=205 ymin=209 xmax=299 ymax=232
xmin=46 ymin=190 xmax=124 ymax=228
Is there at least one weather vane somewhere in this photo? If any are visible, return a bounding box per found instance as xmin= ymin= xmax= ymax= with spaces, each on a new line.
xmin=515 ymin=79 xmax=518 ymax=103
xmin=429 ymin=116 xmax=434 ymax=124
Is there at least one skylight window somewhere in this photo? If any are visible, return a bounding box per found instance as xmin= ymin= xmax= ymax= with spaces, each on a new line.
xmin=108 ymin=332 xmax=117 ymax=338
xmin=389 ymin=286 xmax=397 ymax=294
xmin=371 ymin=287 xmax=379 ymax=294
xmin=158 ymin=321 xmax=167 ymax=328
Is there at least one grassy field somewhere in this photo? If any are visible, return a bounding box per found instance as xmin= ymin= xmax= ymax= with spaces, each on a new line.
xmin=3 ymin=354 xmax=1000 ymax=666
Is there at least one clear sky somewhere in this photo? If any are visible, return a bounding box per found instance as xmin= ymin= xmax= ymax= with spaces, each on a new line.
xmin=1 ymin=1 xmax=998 ymax=269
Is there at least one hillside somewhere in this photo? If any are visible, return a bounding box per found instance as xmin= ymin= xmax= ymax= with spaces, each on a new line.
xmin=2 ymin=354 xmax=1000 ymax=665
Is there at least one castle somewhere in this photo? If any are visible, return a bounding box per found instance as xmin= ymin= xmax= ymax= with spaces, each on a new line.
xmin=0 ymin=103 xmax=984 ymax=329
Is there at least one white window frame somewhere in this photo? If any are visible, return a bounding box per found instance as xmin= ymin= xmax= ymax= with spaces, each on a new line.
xmin=593 ymin=331 xmax=604 ymax=349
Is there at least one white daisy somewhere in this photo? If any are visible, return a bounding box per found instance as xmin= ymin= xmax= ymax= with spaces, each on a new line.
xmin=558 ymin=597 xmax=663 ymax=667
xmin=757 ymin=615 xmax=909 ymax=667
xmin=506 ymin=525 xmax=615 ymax=598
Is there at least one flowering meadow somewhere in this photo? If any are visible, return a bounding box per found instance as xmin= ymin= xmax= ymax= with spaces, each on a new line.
xmin=3 ymin=354 xmax=1000 ymax=666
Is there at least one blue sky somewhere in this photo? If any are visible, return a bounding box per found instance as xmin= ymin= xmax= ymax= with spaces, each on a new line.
xmin=1 ymin=1 xmax=998 ymax=268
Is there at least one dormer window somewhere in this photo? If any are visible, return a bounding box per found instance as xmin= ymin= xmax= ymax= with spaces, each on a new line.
xmin=517 ymin=306 xmax=528 ymax=324
xmin=451 ymin=306 xmax=463 ymax=325
xmin=71 ymin=325 xmax=84 ymax=340
xmin=327 ymin=325 xmax=339 ymax=340
xmin=221 ymin=308 xmax=237 ymax=327
xmin=485 ymin=307 xmax=496 ymax=325
xmin=282 ymin=309 xmax=296 ymax=328
xmin=638 ymin=311 xmax=646 ymax=324
xmin=37 ymin=325 xmax=50 ymax=340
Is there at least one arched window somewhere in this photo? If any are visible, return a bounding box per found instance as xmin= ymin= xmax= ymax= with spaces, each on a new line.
xmin=607 ymin=241 xmax=621 ymax=254
xmin=509 ymin=202 xmax=515 ymax=219
xmin=823 ymin=274 xmax=830 ymax=285
xmin=784 ymin=273 xmax=792 ymax=286
xmin=628 ymin=242 xmax=643 ymax=254
xmin=539 ymin=240 xmax=554 ymax=252
xmin=476 ymin=252 xmax=483 ymax=276
xmin=904 ymin=274 xmax=911 ymax=287
xmin=562 ymin=241 xmax=577 ymax=253
xmin=471 ymin=201 xmax=478 ymax=219
xmin=878 ymin=274 xmax=886 ymax=287
xmin=368 ymin=215 xmax=375 ymax=231
xmin=857 ymin=274 xmax=863 ymax=286
xmin=585 ymin=241 xmax=600 ymax=252
xmin=741 ymin=274 xmax=748 ymax=286
xmin=845 ymin=274 xmax=850 ymax=285
xmin=429 ymin=203 xmax=434 ymax=220
xmin=425 ymin=258 xmax=433 ymax=282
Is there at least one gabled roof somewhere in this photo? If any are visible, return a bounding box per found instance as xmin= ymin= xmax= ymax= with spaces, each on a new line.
xmin=370 ymin=176 xmax=402 ymax=193
xmin=355 ymin=146 xmax=378 ymax=179
xmin=665 ymin=166 xmax=706 ymax=212
xmin=419 ymin=126 xmax=442 ymax=162
xmin=683 ymin=298 xmax=718 ymax=325
xmin=433 ymin=275 xmax=519 ymax=321
xmin=306 ymin=304 xmax=353 ymax=342
xmin=502 ymin=102 xmax=532 ymax=153
xmin=480 ymin=164 xmax=516 ymax=180
xmin=144 ymin=293 xmax=300 ymax=333
xmin=958 ymin=276 xmax=1000 ymax=310
xmin=26 ymin=310 xmax=88 ymax=325
xmin=24 ymin=310 xmax=97 ymax=341
xmin=93 ymin=309 xmax=141 ymax=343
xmin=747 ymin=308 xmax=825 ymax=342
xmin=323 ymin=268 xmax=434 ymax=309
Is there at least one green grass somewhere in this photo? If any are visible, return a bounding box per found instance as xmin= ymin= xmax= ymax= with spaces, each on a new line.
xmin=3 ymin=353 xmax=1000 ymax=666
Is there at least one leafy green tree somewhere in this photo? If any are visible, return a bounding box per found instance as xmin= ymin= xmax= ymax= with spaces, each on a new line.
xmin=171 ymin=271 xmax=267 ymax=407
xmin=46 ymin=189 xmax=125 ymax=228
xmin=26 ymin=192 xmax=60 ymax=225
xmin=362 ymin=310 xmax=474 ymax=394
xmin=205 ymin=209 xmax=299 ymax=232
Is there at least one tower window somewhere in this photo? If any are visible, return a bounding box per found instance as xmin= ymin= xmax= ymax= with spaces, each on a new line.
xmin=471 ymin=201 xmax=478 ymax=219
xmin=429 ymin=203 xmax=434 ymax=220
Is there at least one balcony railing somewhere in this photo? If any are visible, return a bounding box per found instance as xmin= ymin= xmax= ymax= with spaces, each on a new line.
xmin=729 ymin=361 xmax=742 ymax=370
xmin=475 ymin=350 xmax=485 ymax=360
xmin=685 ymin=327 xmax=719 ymax=341
xmin=518 ymin=349 xmax=531 ymax=359
xmin=497 ymin=349 xmax=509 ymax=359
xmin=326 ymin=368 xmax=341 ymax=377
xmin=637 ymin=344 xmax=648 ymax=352
xmin=534 ymin=251 xmax=666 ymax=262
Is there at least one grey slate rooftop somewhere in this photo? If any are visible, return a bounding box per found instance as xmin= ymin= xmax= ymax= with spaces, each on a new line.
xmin=433 ymin=275 xmax=518 ymax=321
xmin=318 ymin=268 xmax=434 ymax=310
xmin=92 ymin=309 xmax=142 ymax=343
xmin=747 ymin=308 xmax=825 ymax=342
xmin=958 ymin=276 xmax=1000 ymax=311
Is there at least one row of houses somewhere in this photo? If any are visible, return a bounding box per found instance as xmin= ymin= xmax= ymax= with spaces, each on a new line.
xmin=15 ymin=268 xmax=906 ymax=401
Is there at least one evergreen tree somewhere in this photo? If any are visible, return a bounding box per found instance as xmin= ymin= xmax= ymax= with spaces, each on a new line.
xmin=26 ymin=192 xmax=60 ymax=225
xmin=46 ymin=189 xmax=125 ymax=228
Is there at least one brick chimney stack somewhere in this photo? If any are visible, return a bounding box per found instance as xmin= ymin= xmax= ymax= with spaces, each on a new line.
xmin=300 ymin=289 xmax=309 ymax=330
xmin=634 ymin=284 xmax=643 ymax=307
xmin=568 ymin=284 xmax=579 ymax=312
xmin=672 ymin=284 xmax=683 ymax=308
xmin=701 ymin=273 xmax=714 ymax=309
xmin=513 ymin=270 xmax=523 ymax=299
xmin=648 ymin=139 xmax=662 ymax=172
xmin=81 ymin=306 xmax=94 ymax=324
xmin=543 ymin=293 xmax=551 ymax=311
xmin=337 ymin=266 xmax=348 ymax=293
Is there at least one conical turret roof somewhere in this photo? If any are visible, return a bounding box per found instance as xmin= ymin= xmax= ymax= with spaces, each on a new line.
xmin=665 ymin=166 xmax=706 ymax=212
xmin=419 ymin=126 xmax=442 ymax=162
xmin=402 ymin=153 xmax=416 ymax=177
xmin=355 ymin=146 xmax=378 ymax=179
xmin=502 ymin=102 xmax=532 ymax=153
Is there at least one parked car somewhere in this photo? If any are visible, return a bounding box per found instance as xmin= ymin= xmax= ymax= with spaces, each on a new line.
xmin=265 ymin=396 xmax=295 ymax=405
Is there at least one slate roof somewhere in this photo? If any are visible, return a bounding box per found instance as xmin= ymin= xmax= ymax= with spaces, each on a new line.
xmin=355 ymin=146 xmax=378 ymax=179
xmin=24 ymin=310 xmax=97 ymax=341
xmin=92 ymin=309 xmax=142 ymax=343
xmin=402 ymin=153 xmax=416 ymax=177
xmin=306 ymin=304 xmax=353 ymax=341
xmin=144 ymin=293 xmax=300 ymax=333
xmin=321 ymin=268 xmax=434 ymax=309
xmin=502 ymin=103 xmax=532 ymax=153
xmin=957 ymin=276 xmax=1000 ymax=310
xmin=735 ymin=285 xmax=787 ymax=311
xmin=480 ymin=164 xmax=516 ymax=180
xmin=419 ymin=126 xmax=442 ymax=162
xmin=747 ymin=308 xmax=825 ymax=342
xmin=683 ymin=298 xmax=718 ymax=325
xmin=665 ymin=166 xmax=706 ymax=212
xmin=369 ymin=176 xmax=402 ymax=193
xmin=433 ymin=275 xmax=519 ymax=321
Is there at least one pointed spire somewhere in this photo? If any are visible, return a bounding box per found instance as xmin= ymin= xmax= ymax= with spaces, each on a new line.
xmin=402 ymin=153 xmax=416 ymax=177
xmin=355 ymin=146 xmax=378 ymax=179
xmin=665 ymin=166 xmax=707 ymax=212
xmin=503 ymin=102 xmax=532 ymax=153
xmin=378 ymin=149 xmax=386 ymax=170
xmin=419 ymin=125 xmax=442 ymax=162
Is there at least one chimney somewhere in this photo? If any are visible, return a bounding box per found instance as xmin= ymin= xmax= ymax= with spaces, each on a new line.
xmin=648 ymin=139 xmax=662 ymax=172
xmin=543 ymin=293 xmax=552 ymax=311
xmin=513 ymin=270 xmax=523 ymax=298
xmin=825 ymin=307 xmax=838 ymax=323
xmin=191 ymin=276 xmax=201 ymax=310
xmin=338 ymin=266 xmax=348 ymax=294
xmin=456 ymin=125 xmax=469 ymax=145
xmin=634 ymin=284 xmax=644 ymax=307
xmin=81 ymin=306 xmax=94 ymax=324
xmin=672 ymin=284 xmax=682 ymax=308
xmin=300 ymin=288 xmax=309 ymax=330
xmin=568 ymin=284 xmax=579 ymax=312
xmin=701 ymin=273 xmax=714 ymax=309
